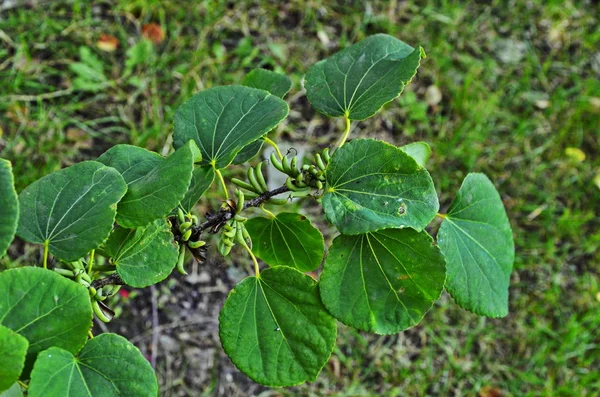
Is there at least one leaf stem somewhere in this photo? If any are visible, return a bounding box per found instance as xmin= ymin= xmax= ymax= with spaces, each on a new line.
xmin=18 ymin=381 xmax=28 ymax=390
xmin=242 ymin=241 xmax=260 ymax=276
xmin=260 ymin=205 xmax=276 ymax=218
xmin=88 ymin=330 xmax=94 ymax=339
xmin=336 ymin=115 xmax=352 ymax=149
xmin=264 ymin=137 xmax=283 ymax=159
xmin=436 ymin=213 xmax=446 ymax=219
xmin=215 ymin=168 xmax=229 ymax=200
xmin=87 ymin=249 xmax=95 ymax=274
xmin=42 ymin=240 xmax=49 ymax=269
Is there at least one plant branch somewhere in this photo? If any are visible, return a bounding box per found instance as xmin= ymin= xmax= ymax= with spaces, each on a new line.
xmin=91 ymin=272 xmax=125 ymax=289
xmin=191 ymin=184 xmax=290 ymax=237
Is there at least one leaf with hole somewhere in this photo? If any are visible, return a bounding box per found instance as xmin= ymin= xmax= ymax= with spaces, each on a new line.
xmin=320 ymin=228 xmax=446 ymax=334
xmin=28 ymin=333 xmax=157 ymax=397
xmin=103 ymin=219 xmax=179 ymax=288
xmin=243 ymin=68 xmax=292 ymax=98
xmin=305 ymin=34 xmax=424 ymax=120
xmin=245 ymin=212 xmax=324 ymax=272
xmin=322 ymin=139 xmax=438 ymax=235
xmin=173 ymin=85 xmax=288 ymax=169
xmin=0 ymin=267 xmax=92 ymax=369
xmin=400 ymin=141 xmax=431 ymax=167
xmin=219 ymin=266 xmax=336 ymax=386
xmin=0 ymin=325 xmax=28 ymax=392
xmin=17 ymin=161 xmax=127 ymax=261
xmin=437 ymin=173 xmax=514 ymax=317
xmin=179 ymin=166 xmax=215 ymax=212
xmin=0 ymin=159 xmax=19 ymax=259
xmin=102 ymin=141 xmax=195 ymax=228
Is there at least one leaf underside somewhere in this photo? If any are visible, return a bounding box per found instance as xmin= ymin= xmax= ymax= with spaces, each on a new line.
xmin=179 ymin=165 xmax=215 ymax=212
xmin=28 ymin=333 xmax=158 ymax=397
xmin=323 ymin=139 xmax=439 ymax=235
xmin=17 ymin=161 xmax=127 ymax=261
xmin=245 ymin=212 xmax=325 ymax=272
xmin=320 ymin=228 xmax=446 ymax=334
xmin=219 ymin=267 xmax=337 ymax=387
xmin=437 ymin=173 xmax=514 ymax=317
xmin=0 ymin=159 xmax=19 ymax=259
xmin=173 ymin=85 xmax=288 ymax=169
xmin=399 ymin=141 xmax=432 ymax=168
xmin=242 ymin=68 xmax=292 ymax=99
xmin=304 ymin=34 xmax=424 ymax=120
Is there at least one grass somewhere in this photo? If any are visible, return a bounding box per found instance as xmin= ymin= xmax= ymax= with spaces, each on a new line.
xmin=1 ymin=0 xmax=599 ymax=395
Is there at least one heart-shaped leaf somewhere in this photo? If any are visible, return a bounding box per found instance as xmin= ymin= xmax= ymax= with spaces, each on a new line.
xmin=219 ymin=266 xmax=337 ymax=387
xmin=400 ymin=141 xmax=431 ymax=167
xmin=97 ymin=144 xmax=163 ymax=185
xmin=243 ymin=68 xmax=292 ymax=98
xmin=0 ymin=159 xmax=19 ymax=259
xmin=323 ymin=139 xmax=438 ymax=235
xmin=305 ymin=34 xmax=424 ymax=120
xmin=179 ymin=166 xmax=215 ymax=212
xmin=107 ymin=141 xmax=195 ymax=228
xmin=232 ymin=139 xmax=264 ymax=165
xmin=437 ymin=173 xmax=514 ymax=317
xmin=28 ymin=333 xmax=157 ymax=397
xmin=320 ymin=228 xmax=446 ymax=334
xmin=17 ymin=161 xmax=127 ymax=261
xmin=245 ymin=212 xmax=324 ymax=272
xmin=173 ymin=85 xmax=288 ymax=169
xmin=0 ymin=325 xmax=28 ymax=392
xmin=0 ymin=267 xmax=92 ymax=367
xmin=103 ymin=219 xmax=179 ymax=287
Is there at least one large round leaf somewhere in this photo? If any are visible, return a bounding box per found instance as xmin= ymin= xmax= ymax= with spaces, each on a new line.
xmin=17 ymin=161 xmax=127 ymax=261
xmin=323 ymin=139 xmax=439 ymax=235
xmin=0 ymin=159 xmax=19 ymax=259
xmin=242 ymin=68 xmax=292 ymax=98
xmin=0 ymin=325 xmax=28 ymax=392
xmin=28 ymin=333 xmax=158 ymax=397
xmin=179 ymin=165 xmax=215 ymax=212
xmin=173 ymin=85 xmax=289 ymax=169
xmin=0 ymin=267 xmax=92 ymax=366
xmin=111 ymin=141 xmax=195 ymax=228
xmin=437 ymin=173 xmax=514 ymax=317
xmin=97 ymin=144 xmax=163 ymax=185
xmin=304 ymin=34 xmax=424 ymax=120
xmin=103 ymin=219 xmax=179 ymax=287
xmin=219 ymin=267 xmax=337 ymax=387
xmin=320 ymin=228 xmax=446 ymax=334
xmin=245 ymin=212 xmax=324 ymax=272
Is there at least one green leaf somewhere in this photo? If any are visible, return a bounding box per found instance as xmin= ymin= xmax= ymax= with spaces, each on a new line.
xmin=400 ymin=141 xmax=431 ymax=167
xmin=0 ymin=267 xmax=92 ymax=367
xmin=173 ymin=85 xmax=289 ymax=169
xmin=0 ymin=325 xmax=28 ymax=392
xmin=103 ymin=219 xmax=179 ymax=288
xmin=125 ymin=39 xmax=154 ymax=73
xmin=245 ymin=212 xmax=324 ymax=272
xmin=97 ymin=144 xmax=164 ymax=185
xmin=242 ymin=69 xmax=292 ymax=98
xmin=110 ymin=142 xmax=195 ymax=228
xmin=232 ymin=139 xmax=264 ymax=165
xmin=305 ymin=34 xmax=424 ymax=120
xmin=28 ymin=333 xmax=158 ymax=397
xmin=437 ymin=173 xmax=514 ymax=317
xmin=322 ymin=139 xmax=438 ymax=235
xmin=320 ymin=228 xmax=446 ymax=334
xmin=17 ymin=161 xmax=127 ymax=261
xmin=0 ymin=383 xmax=22 ymax=397
xmin=219 ymin=267 xmax=337 ymax=387
xmin=179 ymin=166 xmax=215 ymax=212
xmin=0 ymin=159 xmax=19 ymax=259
